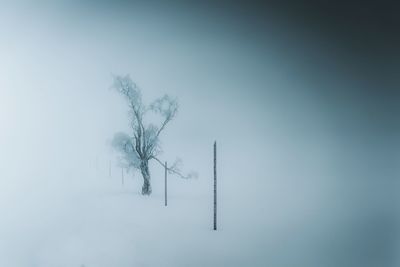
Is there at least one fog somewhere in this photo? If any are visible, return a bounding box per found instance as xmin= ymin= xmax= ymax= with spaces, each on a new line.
xmin=0 ymin=1 xmax=399 ymax=266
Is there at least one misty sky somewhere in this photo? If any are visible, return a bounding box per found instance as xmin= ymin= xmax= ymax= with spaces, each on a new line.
xmin=1 ymin=0 xmax=398 ymax=181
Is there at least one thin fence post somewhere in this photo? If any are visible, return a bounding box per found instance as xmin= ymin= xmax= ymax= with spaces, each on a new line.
xmin=122 ymin=167 xmax=124 ymax=186
xmin=165 ymin=161 xmax=168 ymax=206
xmin=214 ymin=141 xmax=217 ymax=230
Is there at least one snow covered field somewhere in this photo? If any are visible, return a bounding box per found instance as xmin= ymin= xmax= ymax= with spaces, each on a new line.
xmin=1 ymin=148 xmax=396 ymax=267
xmin=0 ymin=164 xmax=273 ymax=267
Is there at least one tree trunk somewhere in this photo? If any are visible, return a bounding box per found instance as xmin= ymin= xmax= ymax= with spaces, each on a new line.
xmin=140 ymin=160 xmax=152 ymax=195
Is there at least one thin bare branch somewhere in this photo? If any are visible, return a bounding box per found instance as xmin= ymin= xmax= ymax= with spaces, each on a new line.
xmin=151 ymin=156 xmax=196 ymax=179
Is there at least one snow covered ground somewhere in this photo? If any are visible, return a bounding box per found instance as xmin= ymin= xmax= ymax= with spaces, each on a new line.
xmin=0 ymin=166 xmax=271 ymax=267
xmin=1 ymin=151 xmax=395 ymax=267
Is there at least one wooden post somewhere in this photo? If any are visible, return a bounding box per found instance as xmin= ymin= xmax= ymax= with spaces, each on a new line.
xmin=122 ymin=167 xmax=124 ymax=186
xmin=213 ymin=141 xmax=217 ymax=230
xmin=165 ymin=161 xmax=168 ymax=206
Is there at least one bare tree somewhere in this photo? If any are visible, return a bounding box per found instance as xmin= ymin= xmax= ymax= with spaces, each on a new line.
xmin=111 ymin=75 xmax=195 ymax=195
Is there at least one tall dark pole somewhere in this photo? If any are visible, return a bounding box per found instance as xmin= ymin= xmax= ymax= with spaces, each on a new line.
xmin=165 ymin=161 xmax=168 ymax=206
xmin=213 ymin=141 xmax=217 ymax=230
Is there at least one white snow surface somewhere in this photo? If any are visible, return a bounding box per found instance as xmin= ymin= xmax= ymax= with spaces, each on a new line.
xmin=0 ymin=167 xmax=272 ymax=267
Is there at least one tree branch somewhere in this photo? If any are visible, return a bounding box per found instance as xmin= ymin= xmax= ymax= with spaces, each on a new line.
xmin=155 ymin=115 xmax=172 ymax=139
xmin=151 ymin=156 xmax=195 ymax=179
